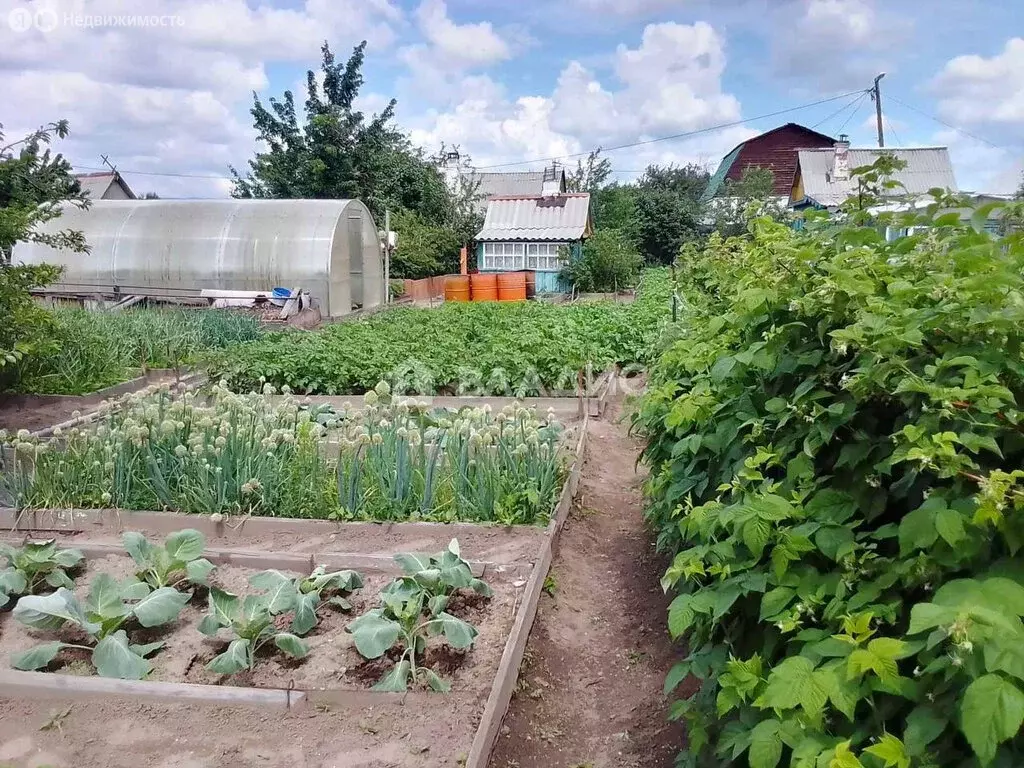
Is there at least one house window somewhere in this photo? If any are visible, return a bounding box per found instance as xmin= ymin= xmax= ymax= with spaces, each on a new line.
xmin=482 ymin=242 xmax=567 ymax=271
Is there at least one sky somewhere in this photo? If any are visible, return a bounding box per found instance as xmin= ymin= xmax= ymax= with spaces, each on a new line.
xmin=1 ymin=0 xmax=1021 ymax=199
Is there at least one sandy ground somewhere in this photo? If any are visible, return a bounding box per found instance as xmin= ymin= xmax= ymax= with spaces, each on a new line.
xmin=488 ymin=397 xmax=684 ymax=768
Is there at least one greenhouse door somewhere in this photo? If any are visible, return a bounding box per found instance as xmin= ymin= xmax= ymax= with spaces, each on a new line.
xmin=348 ymin=215 xmax=363 ymax=308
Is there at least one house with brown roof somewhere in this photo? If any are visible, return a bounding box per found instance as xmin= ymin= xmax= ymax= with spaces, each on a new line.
xmin=702 ymin=123 xmax=836 ymax=202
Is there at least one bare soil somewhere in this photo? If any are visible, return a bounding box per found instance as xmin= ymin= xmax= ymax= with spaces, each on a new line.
xmin=0 ymin=370 xmax=182 ymax=434
xmin=488 ymin=397 xmax=684 ymax=768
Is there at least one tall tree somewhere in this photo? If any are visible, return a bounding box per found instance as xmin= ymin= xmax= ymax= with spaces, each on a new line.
xmin=231 ymin=41 xmax=450 ymax=224
xmin=566 ymin=149 xmax=612 ymax=193
xmin=630 ymin=163 xmax=710 ymax=264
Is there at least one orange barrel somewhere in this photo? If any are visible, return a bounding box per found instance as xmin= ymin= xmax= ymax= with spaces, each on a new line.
xmin=497 ymin=271 xmax=527 ymax=302
xmin=470 ymin=272 xmax=498 ymax=301
xmin=523 ymin=270 xmax=537 ymax=299
xmin=444 ymin=274 xmax=470 ymax=302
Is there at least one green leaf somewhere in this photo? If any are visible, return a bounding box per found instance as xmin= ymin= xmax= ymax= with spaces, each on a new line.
xmin=935 ymin=507 xmax=966 ymax=546
xmin=273 ymin=633 xmax=308 ymax=659
xmin=748 ymin=719 xmax=782 ymax=768
xmin=207 ymin=587 xmax=239 ymax=628
xmin=393 ymin=552 xmax=432 ymax=575
xmin=815 ymin=526 xmax=856 ymax=561
xmin=760 ymin=587 xmax=795 ymax=620
xmin=805 ymin=490 xmax=857 ymax=523
xmin=433 ymin=612 xmax=478 ymax=649
xmin=985 ymin=637 xmax=1024 ymax=681
xmin=764 ymin=397 xmax=787 ymax=414
xmin=469 ymin=577 xmax=493 ymax=597
xmin=52 ymin=548 xmax=84 ymax=568
xmin=87 ymin=573 xmax=129 ymax=619
xmin=249 ymin=570 xmax=299 ymax=614
xmin=120 ymin=580 xmax=152 ymax=601
xmin=422 ymin=668 xmax=451 ymax=692
xmin=864 ymin=733 xmax=910 ymax=768
xmin=93 ymin=630 xmax=152 ymax=679
xmin=898 ymin=502 xmax=939 ymax=555
xmin=830 ymin=741 xmax=864 ymax=768
xmin=13 ymin=588 xmax=100 ymax=634
xmin=903 ymin=706 xmax=946 ymax=757
xmin=665 ymin=661 xmax=691 ymax=695
xmin=44 ymin=569 xmax=74 ymax=589
xmin=908 ymin=602 xmax=956 ymax=635
xmin=131 ymin=587 xmax=189 ymax=627
xmin=164 ymin=529 xmax=205 ymax=562
xmin=122 ymin=532 xmax=153 ymax=566
xmin=207 ymin=639 xmax=252 ymax=675
xmin=743 ymin=518 xmax=772 ymax=559
xmin=347 ymin=611 xmax=401 ymax=659
xmin=290 ymin=592 xmax=319 ymax=636
xmin=10 ymin=641 xmax=68 ymax=671
xmin=960 ymin=673 xmax=1024 ymax=765
xmin=373 ymin=659 xmax=411 ymax=692
xmin=129 ymin=641 xmax=165 ymax=658
xmin=757 ymin=656 xmax=827 ymax=716
xmin=0 ymin=568 xmax=28 ymax=597
xmin=185 ymin=558 xmax=215 ymax=586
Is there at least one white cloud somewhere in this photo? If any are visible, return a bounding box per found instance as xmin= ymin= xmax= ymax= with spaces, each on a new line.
xmin=406 ymin=21 xmax=748 ymax=178
xmin=772 ymin=0 xmax=896 ymax=92
xmin=571 ymin=0 xmax=688 ymax=15
xmin=933 ymin=38 xmax=1024 ymax=139
xmin=0 ymin=0 xmax=402 ymax=196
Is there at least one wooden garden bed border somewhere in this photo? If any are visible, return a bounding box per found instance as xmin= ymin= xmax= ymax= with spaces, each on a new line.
xmin=0 ymin=412 xmax=590 ymax=764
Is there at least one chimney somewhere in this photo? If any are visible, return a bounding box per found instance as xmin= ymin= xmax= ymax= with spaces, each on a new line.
xmin=541 ymin=163 xmax=561 ymax=197
xmin=442 ymin=150 xmax=462 ymax=191
xmin=832 ymin=133 xmax=850 ymax=182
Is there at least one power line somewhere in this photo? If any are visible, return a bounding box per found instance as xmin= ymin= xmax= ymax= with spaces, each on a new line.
xmin=886 ymin=95 xmax=1013 ymax=151
xmin=884 ymin=115 xmax=903 ymax=148
xmin=472 ymin=89 xmax=867 ymax=169
xmin=836 ymin=93 xmax=868 ymax=135
xmin=810 ymin=91 xmax=868 ymax=130
xmin=70 ymin=89 xmax=866 ymax=182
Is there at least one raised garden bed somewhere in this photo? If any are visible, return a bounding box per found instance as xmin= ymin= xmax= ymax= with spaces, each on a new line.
xmin=0 ymin=413 xmax=587 ymax=767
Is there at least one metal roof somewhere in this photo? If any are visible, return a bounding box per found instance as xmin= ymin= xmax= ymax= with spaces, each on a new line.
xmin=465 ymin=169 xmax=566 ymax=211
xmin=74 ymin=171 xmax=136 ymax=200
xmin=475 ymin=193 xmax=591 ymax=242
xmin=796 ymin=147 xmax=958 ymax=207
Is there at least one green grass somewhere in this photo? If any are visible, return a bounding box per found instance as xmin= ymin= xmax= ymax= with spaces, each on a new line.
xmin=13 ymin=308 xmax=263 ymax=395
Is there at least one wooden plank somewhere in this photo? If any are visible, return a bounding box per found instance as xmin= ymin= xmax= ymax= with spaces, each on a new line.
xmin=0 ymin=669 xmax=304 ymax=710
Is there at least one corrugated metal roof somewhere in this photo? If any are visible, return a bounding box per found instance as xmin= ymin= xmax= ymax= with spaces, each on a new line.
xmin=796 ymin=147 xmax=957 ymax=207
xmin=475 ymin=194 xmax=591 ymax=241
xmin=465 ymin=169 xmax=566 ymax=212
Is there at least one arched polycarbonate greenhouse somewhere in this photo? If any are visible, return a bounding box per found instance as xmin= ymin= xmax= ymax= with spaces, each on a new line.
xmin=12 ymin=199 xmax=385 ymax=317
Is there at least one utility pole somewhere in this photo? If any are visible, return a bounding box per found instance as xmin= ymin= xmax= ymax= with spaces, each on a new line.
xmin=872 ymin=73 xmax=886 ymax=148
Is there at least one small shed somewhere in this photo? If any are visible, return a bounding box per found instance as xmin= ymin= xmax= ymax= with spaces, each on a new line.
xmin=474 ymin=192 xmax=592 ymax=293
xmin=13 ymin=199 xmax=384 ymax=317
xmin=73 ymin=171 xmax=136 ymax=200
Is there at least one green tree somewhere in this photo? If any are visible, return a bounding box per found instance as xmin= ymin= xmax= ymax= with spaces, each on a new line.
xmin=560 ymin=228 xmax=643 ymax=292
xmin=631 ymin=163 xmax=709 ymax=264
xmin=0 ymin=120 xmax=87 ymax=389
xmin=231 ymin=41 xmax=450 ymax=224
xmin=711 ymin=167 xmax=788 ymax=237
xmin=389 ymin=208 xmax=462 ymax=279
xmin=566 ymin=149 xmax=612 ymax=193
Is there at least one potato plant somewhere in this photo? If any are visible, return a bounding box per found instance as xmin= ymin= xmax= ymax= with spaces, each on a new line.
xmin=123 ymin=529 xmax=215 ymax=589
xmin=0 ymin=539 xmax=83 ymax=607
xmin=11 ymin=574 xmax=189 ymax=678
xmin=249 ymin=566 xmax=363 ymax=636
xmin=636 ymin=173 xmax=1024 ymax=767
xmin=198 ymin=587 xmax=308 ymax=674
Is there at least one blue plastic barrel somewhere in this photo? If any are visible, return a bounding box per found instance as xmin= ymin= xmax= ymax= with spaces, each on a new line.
xmin=270 ymin=287 xmax=292 ymax=307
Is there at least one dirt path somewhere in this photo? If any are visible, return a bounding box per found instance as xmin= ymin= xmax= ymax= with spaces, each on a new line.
xmin=488 ymin=397 xmax=683 ymax=768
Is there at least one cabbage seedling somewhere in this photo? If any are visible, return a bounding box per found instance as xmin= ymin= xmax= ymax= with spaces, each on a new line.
xmin=0 ymin=540 xmax=84 ymax=607
xmin=347 ymin=589 xmax=478 ymax=692
xmin=11 ymin=573 xmax=190 ymax=678
xmin=385 ymin=538 xmax=491 ymax=616
xmin=249 ymin=566 xmax=363 ymax=636
xmin=123 ymin=529 xmax=215 ymax=589
xmin=198 ymin=587 xmax=308 ymax=674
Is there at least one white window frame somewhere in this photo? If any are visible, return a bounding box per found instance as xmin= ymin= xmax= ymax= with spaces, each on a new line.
xmin=482 ymin=241 xmax=568 ymax=271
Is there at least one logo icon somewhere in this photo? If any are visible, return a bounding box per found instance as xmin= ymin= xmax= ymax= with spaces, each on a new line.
xmin=7 ymin=6 xmax=33 ymax=32
xmin=35 ymin=7 xmax=58 ymax=32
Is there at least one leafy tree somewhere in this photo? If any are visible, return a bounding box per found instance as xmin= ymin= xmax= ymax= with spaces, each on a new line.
xmin=629 ymin=163 xmax=710 ymax=264
xmin=710 ymin=167 xmax=788 ymax=237
xmin=389 ymin=208 xmax=462 ymax=279
xmin=560 ymin=228 xmax=643 ymax=292
xmin=1 ymin=120 xmax=87 ymax=389
xmin=566 ymin=149 xmax=612 ymax=193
